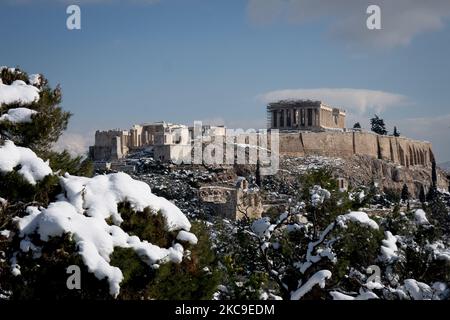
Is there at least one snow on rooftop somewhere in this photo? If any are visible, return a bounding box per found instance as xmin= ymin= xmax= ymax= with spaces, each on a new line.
xmin=0 ymin=140 xmax=52 ymax=185
xmin=0 ymin=107 xmax=37 ymax=124
xmin=0 ymin=80 xmax=40 ymax=105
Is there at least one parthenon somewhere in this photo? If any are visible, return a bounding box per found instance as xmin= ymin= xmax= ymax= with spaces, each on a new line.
xmin=267 ymin=100 xmax=346 ymax=131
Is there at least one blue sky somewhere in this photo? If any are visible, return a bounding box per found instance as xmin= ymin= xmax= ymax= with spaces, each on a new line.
xmin=1 ymin=0 xmax=450 ymax=161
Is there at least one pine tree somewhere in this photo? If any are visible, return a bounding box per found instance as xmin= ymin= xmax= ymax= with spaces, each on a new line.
xmin=370 ymin=115 xmax=388 ymax=135
xmin=353 ymin=122 xmax=361 ymax=129
xmin=393 ymin=126 xmax=400 ymax=137
xmin=401 ymin=184 xmax=410 ymax=202
xmin=0 ymin=67 xmax=71 ymax=154
xmin=1 ymin=68 xmax=220 ymax=300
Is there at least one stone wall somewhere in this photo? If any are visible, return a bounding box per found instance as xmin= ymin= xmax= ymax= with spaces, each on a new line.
xmin=278 ymin=131 xmax=434 ymax=168
xmin=198 ymin=181 xmax=263 ymax=220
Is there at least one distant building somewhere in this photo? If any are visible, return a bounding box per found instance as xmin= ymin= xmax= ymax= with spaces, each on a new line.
xmin=188 ymin=124 xmax=226 ymax=140
xmin=89 ymin=130 xmax=130 ymax=161
xmin=267 ymin=100 xmax=346 ymax=131
xmin=89 ymin=121 xmax=191 ymax=162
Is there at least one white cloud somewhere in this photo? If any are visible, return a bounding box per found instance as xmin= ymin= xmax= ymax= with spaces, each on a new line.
xmin=247 ymin=0 xmax=450 ymax=49
xmin=259 ymin=88 xmax=409 ymax=115
xmin=53 ymin=132 xmax=93 ymax=156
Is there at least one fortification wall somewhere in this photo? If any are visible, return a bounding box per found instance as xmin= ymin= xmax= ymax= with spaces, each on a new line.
xmin=279 ymin=131 xmax=434 ymax=168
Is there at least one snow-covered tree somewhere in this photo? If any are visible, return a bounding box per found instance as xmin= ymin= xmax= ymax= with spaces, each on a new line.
xmin=0 ymin=68 xmax=219 ymax=300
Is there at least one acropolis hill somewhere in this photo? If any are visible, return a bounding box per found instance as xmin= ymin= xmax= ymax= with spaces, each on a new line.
xmin=268 ymin=100 xmax=434 ymax=168
xmin=91 ymin=99 xmax=436 ymax=168
xmin=89 ymin=99 xmax=448 ymax=198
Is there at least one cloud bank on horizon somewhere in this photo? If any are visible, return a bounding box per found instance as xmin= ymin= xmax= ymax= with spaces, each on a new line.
xmin=259 ymin=88 xmax=409 ymax=115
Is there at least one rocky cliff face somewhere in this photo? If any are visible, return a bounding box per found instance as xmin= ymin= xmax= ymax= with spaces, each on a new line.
xmin=261 ymin=155 xmax=448 ymax=198
xmin=334 ymin=155 xmax=449 ymax=197
xmin=278 ymin=131 xmax=434 ymax=169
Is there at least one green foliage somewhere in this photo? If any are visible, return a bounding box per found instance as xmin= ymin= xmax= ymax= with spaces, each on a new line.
xmin=214 ymin=218 xmax=276 ymax=299
xmin=384 ymin=188 xmax=401 ymax=204
xmin=424 ymin=196 xmax=449 ymax=234
xmin=0 ymin=171 xmax=60 ymax=205
xmin=0 ymin=68 xmax=28 ymax=84
xmin=0 ymin=67 xmax=71 ymax=154
xmin=353 ymin=122 xmax=361 ymax=129
xmin=300 ymin=168 xmax=338 ymax=196
xmin=300 ymin=168 xmax=350 ymax=230
xmin=0 ymin=234 xmax=112 ymax=300
xmin=383 ymin=204 xmax=410 ymax=235
xmin=330 ymin=223 xmax=384 ymax=282
xmin=113 ymin=207 xmax=222 ymax=300
xmin=118 ymin=203 xmax=175 ymax=248
xmin=41 ymin=150 xmax=93 ymax=177
xmin=145 ymin=221 xmax=222 ymax=300
xmin=109 ymin=247 xmax=153 ymax=299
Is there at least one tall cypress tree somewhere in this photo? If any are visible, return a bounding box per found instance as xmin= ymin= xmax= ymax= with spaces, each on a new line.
xmin=401 ymin=184 xmax=410 ymax=201
xmin=419 ymin=185 xmax=426 ymax=203
xmin=393 ymin=126 xmax=400 ymax=137
xmin=255 ymin=159 xmax=261 ymax=187
xmin=431 ymin=160 xmax=437 ymax=187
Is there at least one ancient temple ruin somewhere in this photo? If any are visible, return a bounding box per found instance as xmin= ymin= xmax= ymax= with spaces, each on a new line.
xmin=198 ymin=177 xmax=263 ymax=220
xmin=267 ymin=100 xmax=346 ymax=131
xmin=89 ymin=121 xmax=192 ymax=161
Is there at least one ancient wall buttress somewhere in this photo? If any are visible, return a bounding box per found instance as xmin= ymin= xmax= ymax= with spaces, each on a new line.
xmin=278 ymin=131 xmax=434 ymax=168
